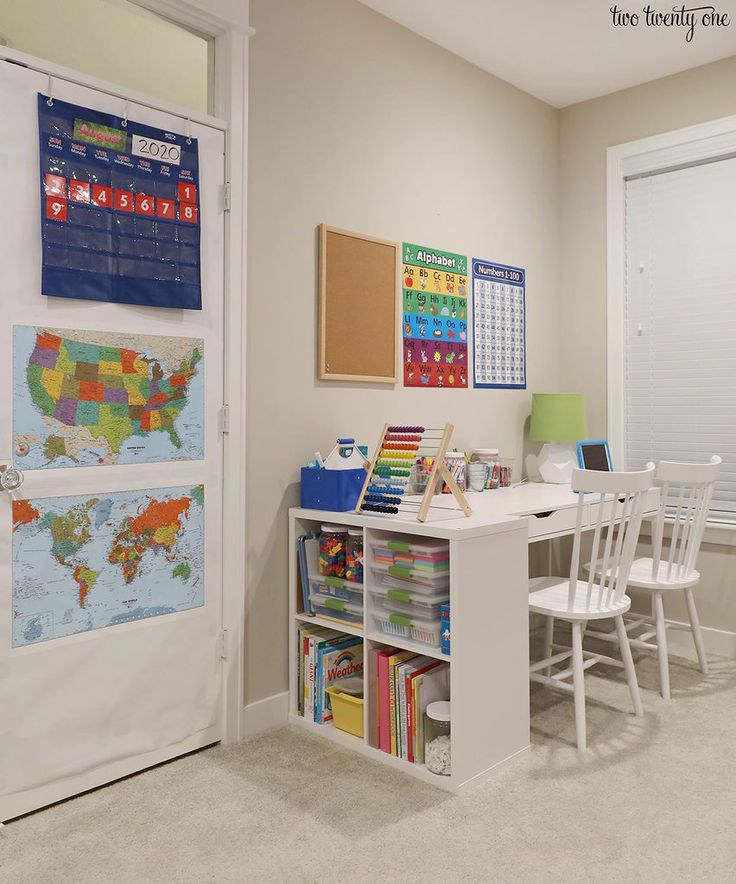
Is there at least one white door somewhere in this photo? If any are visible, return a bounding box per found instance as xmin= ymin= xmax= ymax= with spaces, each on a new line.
xmin=0 ymin=61 xmax=225 ymax=821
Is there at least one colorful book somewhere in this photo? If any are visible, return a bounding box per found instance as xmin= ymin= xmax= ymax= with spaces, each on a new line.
xmin=304 ymin=633 xmax=317 ymax=720
xmin=367 ymin=646 xmax=382 ymax=747
xmin=298 ymin=623 xmax=331 ymax=715
xmin=441 ymin=604 xmax=450 ymax=656
xmin=302 ymin=625 xmax=340 ymax=719
xmin=308 ymin=628 xmax=347 ymax=721
xmin=411 ymin=673 xmax=421 ymax=761
xmin=405 ymin=657 xmax=440 ymax=762
xmin=315 ymin=637 xmax=363 ymax=724
xmin=388 ymin=650 xmax=415 ymax=755
xmin=397 ymin=659 xmax=411 ymax=758
xmin=377 ymin=647 xmax=398 ymax=753
xmin=397 ymin=656 xmax=434 ymax=759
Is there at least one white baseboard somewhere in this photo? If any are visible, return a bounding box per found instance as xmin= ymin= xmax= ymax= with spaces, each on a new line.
xmin=240 ymin=691 xmax=289 ymax=738
xmin=664 ymin=621 xmax=736 ymax=660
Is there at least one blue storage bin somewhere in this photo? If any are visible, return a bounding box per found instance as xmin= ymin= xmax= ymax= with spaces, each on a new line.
xmin=300 ymin=467 xmax=366 ymax=511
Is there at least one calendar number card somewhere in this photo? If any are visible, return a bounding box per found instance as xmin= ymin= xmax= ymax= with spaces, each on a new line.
xmin=472 ymin=259 xmax=526 ymax=389
xmin=38 ymin=94 xmax=202 ymax=310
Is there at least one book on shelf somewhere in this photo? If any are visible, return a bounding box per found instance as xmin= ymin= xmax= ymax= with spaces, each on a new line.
xmin=376 ymin=647 xmax=397 ymax=753
xmin=374 ymin=647 xmax=449 ymax=764
xmin=297 ymin=622 xmax=362 ymax=725
xmin=441 ymin=603 xmax=450 ymax=656
xmin=298 ymin=623 xmax=328 ymax=716
xmin=387 ymin=649 xmax=415 ymax=756
xmin=315 ymin=637 xmax=363 ymax=724
xmin=404 ymin=657 xmax=441 ymax=762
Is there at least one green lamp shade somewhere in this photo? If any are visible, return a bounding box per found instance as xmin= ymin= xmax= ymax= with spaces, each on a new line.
xmin=530 ymin=393 xmax=587 ymax=442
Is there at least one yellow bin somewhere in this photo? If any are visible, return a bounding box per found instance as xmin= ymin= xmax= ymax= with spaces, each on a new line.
xmin=326 ymin=686 xmax=364 ymax=738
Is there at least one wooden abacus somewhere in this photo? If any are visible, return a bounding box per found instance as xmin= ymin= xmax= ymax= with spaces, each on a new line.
xmin=355 ymin=423 xmax=472 ymax=522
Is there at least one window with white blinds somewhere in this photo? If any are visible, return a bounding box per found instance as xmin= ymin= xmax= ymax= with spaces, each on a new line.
xmin=624 ymin=157 xmax=736 ymax=522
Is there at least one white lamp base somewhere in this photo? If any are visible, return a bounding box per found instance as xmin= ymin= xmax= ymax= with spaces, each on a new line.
xmin=538 ymin=442 xmax=577 ymax=484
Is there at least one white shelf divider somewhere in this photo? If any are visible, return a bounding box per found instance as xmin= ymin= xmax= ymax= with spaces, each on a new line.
xmin=295 ymin=612 xmax=364 ymax=639
xmin=364 ymin=632 xmax=449 ymax=662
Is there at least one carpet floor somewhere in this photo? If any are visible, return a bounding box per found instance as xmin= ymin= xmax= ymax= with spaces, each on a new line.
xmin=2 ymin=644 xmax=735 ymax=884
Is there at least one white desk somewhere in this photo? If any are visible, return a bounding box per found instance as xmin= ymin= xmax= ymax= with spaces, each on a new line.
xmin=288 ymin=482 xmax=660 ymax=792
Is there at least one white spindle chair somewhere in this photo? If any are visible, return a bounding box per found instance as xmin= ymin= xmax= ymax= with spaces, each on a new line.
xmin=529 ymin=464 xmax=655 ymax=751
xmin=586 ymin=456 xmax=721 ymax=700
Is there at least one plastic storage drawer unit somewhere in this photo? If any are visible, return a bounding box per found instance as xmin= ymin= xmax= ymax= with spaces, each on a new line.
xmin=309 ymin=590 xmax=363 ymax=626
xmin=309 ymin=575 xmax=363 ymax=604
xmin=371 ymin=562 xmax=450 ymax=594
xmin=370 ymin=537 xmax=449 ymax=572
xmin=371 ymin=609 xmax=444 ymax=648
xmin=370 ymin=583 xmax=448 ymax=619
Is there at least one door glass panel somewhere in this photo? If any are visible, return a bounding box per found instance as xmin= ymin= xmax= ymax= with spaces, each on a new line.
xmin=0 ymin=0 xmax=212 ymax=114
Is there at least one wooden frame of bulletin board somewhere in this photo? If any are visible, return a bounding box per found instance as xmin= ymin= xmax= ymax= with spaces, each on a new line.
xmin=318 ymin=224 xmax=398 ymax=383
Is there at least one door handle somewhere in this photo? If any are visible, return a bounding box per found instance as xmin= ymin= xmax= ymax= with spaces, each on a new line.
xmin=0 ymin=461 xmax=24 ymax=492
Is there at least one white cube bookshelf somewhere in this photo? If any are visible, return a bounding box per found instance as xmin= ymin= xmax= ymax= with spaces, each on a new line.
xmin=289 ymin=507 xmax=530 ymax=793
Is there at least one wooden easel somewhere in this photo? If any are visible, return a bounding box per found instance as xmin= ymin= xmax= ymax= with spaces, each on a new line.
xmin=356 ymin=422 xmax=472 ymax=522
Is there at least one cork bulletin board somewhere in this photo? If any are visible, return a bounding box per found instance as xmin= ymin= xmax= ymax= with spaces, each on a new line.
xmin=318 ymin=224 xmax=398 ymax=383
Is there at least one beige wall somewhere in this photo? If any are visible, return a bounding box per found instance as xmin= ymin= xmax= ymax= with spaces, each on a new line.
xmin=247 ymin=5 xmax=736 ymax=705
xmin=246 ymin=0 xmax=561 ymax=704
xmin=559 ymin=57 xmax=736 ymax=633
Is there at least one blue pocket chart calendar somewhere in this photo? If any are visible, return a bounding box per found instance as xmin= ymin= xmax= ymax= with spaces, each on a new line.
xmin=472 ymin=259 xmax=526 ymax=389
xmin=38 ymin=94 xmax=202 ymax=310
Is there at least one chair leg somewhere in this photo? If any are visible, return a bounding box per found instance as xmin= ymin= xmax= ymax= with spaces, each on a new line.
xmin=571 ymin=622 xmax=587 ymax=751
xmin=653 ymin=592 xmax=671 ymax=700
xmin=684 ymin=588 xmax=708 ymax=675
xmin=615 ymin=615 xmax=643 ymax=716
xmin=543 ymin=616 xmax=554 ymax=676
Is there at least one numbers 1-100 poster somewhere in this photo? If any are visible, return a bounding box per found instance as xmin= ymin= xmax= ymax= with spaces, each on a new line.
xmin=402 ymin=243 xmax=468 ymax=388
xmin=472 ymin=259 xmax=526 ymax=389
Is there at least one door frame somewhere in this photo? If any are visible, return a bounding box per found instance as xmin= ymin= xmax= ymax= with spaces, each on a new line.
xmin=0 ymin=1 xmax=252 ymax=745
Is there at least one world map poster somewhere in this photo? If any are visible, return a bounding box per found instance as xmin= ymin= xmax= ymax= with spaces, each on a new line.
xmin=12 ymin=486 xmax=205 ymax=647
xmin=13 ymin=326 xmax=204 ymax=468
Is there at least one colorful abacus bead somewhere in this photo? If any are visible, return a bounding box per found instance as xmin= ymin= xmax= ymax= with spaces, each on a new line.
xmin=361 ymin=503 xmax=399 ymax=514
xmin=365 ymin=493 xmax=403 ymax=506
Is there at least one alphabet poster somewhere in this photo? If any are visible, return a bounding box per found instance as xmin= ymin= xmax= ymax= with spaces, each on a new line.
xmin=38 ymin=94 xmax=202 ymax=310
xmin=472 ymin=258 xmax=526 ymax=389
xmin=402 ymin=242 xmax=468 ymax=388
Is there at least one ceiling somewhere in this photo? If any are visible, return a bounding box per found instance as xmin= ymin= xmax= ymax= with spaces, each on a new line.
xmin=358 ymin=0 xmax=736 ymax=107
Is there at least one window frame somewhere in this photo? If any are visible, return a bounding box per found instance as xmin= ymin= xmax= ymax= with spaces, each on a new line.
xmin=606 ymin=115 xmax=736 ymax=528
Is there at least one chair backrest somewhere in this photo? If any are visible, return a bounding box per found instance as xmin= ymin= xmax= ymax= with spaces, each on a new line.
xmin=650 ymin=456 xmax=721 ymax=582
xmin=568 ymin=464 xmax=655 ymax=611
